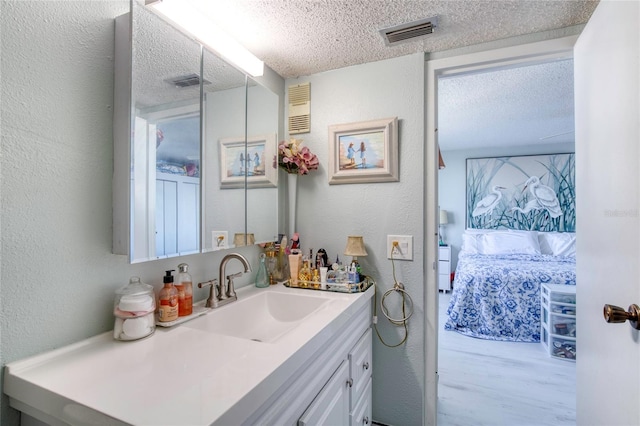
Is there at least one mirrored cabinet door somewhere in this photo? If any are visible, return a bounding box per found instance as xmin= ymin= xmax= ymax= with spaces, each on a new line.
xmin=114 ymin=0 xmax=283 ymax=263
xmin=201 ymin=48 xmax=248 ymax=252
xmin=246 ymin=78 xmax=280 ymax=245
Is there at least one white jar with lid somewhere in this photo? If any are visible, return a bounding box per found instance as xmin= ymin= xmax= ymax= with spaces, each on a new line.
xmin=113 ymin=277 xmax=156 ymax=341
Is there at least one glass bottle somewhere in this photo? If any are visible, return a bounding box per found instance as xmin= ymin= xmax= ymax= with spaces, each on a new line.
xmin=298 ymin=256 xmax=312 ymax=287
xmin=176 ymin=263 xmax=193 ymax=317
xmin=276 ymin=243 xmax=289 ymax=282
xmin=255 ymin=253 xmax=269 ymax=288
xmin=265 ymin=249 xmax=277 ymax=284
xmin=158 ymin=270 xmax=179 ymax=322
xmin=311 ymin=268 xmax=321 ymax=289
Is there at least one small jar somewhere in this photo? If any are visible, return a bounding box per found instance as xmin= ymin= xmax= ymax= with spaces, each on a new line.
xmin=113 ymin=277 xmax=156 ymax=341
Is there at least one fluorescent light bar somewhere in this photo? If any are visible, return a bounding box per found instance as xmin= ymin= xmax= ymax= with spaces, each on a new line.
xmin=147 ymin=0 xmax=264 ymax=77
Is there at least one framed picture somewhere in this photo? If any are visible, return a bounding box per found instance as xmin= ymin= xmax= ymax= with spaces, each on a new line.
xmin=219 ymin=133 xmax=277 ymax=189
xmin=466 ymin=153 xmax=575 ymax=232
xmin=328 ymin=117 xmax=399 ymax=184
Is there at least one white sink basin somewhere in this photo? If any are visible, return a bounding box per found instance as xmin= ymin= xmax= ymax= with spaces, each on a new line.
xmin=186 ymin=291 xmax=330 ymax=342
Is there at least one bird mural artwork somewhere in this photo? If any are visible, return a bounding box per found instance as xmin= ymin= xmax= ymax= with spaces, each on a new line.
xmin=472 ymin=185 xmax=506 ymax=217
xmin=511 ymin=176 xmax=562 ymax=218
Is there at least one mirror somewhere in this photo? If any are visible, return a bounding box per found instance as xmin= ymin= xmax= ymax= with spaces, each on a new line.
xmin=202 ymin=65 xmax=280 ymax=251
xmin=114 ymin=0 xmax=280 ymax=262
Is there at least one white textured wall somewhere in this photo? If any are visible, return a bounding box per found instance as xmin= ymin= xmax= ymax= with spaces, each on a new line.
xmin=286 ymin=53 xmax=426 ymax=425
xmin=0 ymin=3 xmax=262 ymax=425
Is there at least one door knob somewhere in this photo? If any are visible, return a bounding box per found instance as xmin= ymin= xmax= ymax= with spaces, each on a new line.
xmin=603 ymin=304 xmax=640 ymax=330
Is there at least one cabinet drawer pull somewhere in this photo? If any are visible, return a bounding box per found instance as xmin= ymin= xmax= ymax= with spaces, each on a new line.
xmin=346 ymin=378 xmax=353 ymax=388
xmin=363 ymin=361 xmax=369 ymax=370
xmin=363 ymin=416 xmax=370 ymax=424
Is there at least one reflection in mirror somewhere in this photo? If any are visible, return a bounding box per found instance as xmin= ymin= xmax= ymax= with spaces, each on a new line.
xmin=246 ymin=78 xmax=279 ymax=245
xmin=201 ymin=47 xmax=248 ymax=251
xmin=201 ymin=69 xmax=280 ymax=249
xmin=129 ymin=0 xmax=202 ymax=262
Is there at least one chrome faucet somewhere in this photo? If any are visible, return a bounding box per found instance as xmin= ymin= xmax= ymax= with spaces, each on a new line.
xmin=219 ymin=253 xmax=251 ymax=300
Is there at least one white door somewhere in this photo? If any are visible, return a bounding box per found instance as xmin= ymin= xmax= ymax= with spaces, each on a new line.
xmin=574 ymin=1 xmax=640 ymax=425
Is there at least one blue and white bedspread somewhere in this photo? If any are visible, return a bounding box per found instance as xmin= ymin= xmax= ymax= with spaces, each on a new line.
xmin=444 ymin=253 xmax=576 ymax=342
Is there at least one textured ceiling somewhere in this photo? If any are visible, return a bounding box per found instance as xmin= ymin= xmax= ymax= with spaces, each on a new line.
xmin=187 ymin=0 xmax=598 ymax=79
xmin=438 ymin=59 xmax=575 ymax=151
xmin=138 ymin=0 xmax=597 ymax=153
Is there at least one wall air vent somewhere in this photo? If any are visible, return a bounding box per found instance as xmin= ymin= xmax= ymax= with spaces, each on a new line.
xmin=380 ymin=16 xmax=438 ymax=46
xmin=288 ymin=83 xmax=310 ymax=134
xmin=166 ymin=74 xmax=210 ymax=88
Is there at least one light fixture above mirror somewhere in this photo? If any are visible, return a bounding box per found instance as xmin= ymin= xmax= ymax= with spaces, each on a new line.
xmin=145 ymin=0 xmax=264 ymax=77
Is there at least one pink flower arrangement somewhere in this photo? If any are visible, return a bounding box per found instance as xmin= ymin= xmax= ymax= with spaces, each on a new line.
xmin=277 ymin=138 xmax=319 ymax=175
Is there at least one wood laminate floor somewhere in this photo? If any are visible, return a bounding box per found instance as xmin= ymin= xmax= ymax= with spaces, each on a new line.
xmin=437 ymin=292 xmax=576 ymax=426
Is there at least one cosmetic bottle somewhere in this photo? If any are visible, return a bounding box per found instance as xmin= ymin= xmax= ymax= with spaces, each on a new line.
xmin=299 ymin=256 xmax=312 ymax=285
xmin=348 ymin=262 xmax=358 ymax=283
xmin=255 ymin=253 xmax=270 ymax=288
xmin=276 ymin=241 xmax=289 ymax=283
xmin=289 ymin=252 xmax=302 ymax=285
xmin=319 ymin=267 xmax=328 ymax=290
xmin=176 ymin=263 xmax=193 ymax=317
xmin=158 ymin=270 xmax=179 ymax=322
xmin=311 ymin=268 xmax=321 ymax=289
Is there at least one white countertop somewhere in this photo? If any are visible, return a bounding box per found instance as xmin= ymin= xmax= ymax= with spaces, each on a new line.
xmin=4 ymin=283 xmax=374 ymax=425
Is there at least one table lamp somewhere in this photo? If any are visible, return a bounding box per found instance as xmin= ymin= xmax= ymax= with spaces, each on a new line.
xmin=233 ymin=233 xmax=255 ymax=247
xmin=344 ymin=235 xmax=368 ymax=263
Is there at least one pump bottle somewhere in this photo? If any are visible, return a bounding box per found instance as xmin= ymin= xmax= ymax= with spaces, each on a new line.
xmin=158 ymin=270 xmax=179 ymax=322
xmin=176 ymin=263 xmax=193 ymax=316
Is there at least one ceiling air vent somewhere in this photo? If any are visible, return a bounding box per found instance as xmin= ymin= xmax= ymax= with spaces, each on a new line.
xmin=166 ymin=74 xmax=210 ymax=88
xmin=288 ymin=83 xmax=310 ymax=134
xmin=380 ymin=16 xmax=438 ymax=46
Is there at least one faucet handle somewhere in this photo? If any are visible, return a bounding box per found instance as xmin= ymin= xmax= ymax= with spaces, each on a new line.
xmin=197 ymin=279 xmax=218 ymax=308
xmin=226 ymin=272 xmax=242 ymax=298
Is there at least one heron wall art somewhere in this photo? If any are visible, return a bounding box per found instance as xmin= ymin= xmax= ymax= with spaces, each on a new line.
xmin=466 ymin=153 xmax=575 ymax=232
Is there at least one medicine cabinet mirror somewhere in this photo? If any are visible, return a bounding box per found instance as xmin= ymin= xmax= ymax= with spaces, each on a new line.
xmin=114 ymin=0 xmax=280 ymax=263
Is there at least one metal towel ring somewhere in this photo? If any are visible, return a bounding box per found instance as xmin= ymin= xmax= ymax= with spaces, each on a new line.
xmin=381 ymin=282 xmax=414 ymax=324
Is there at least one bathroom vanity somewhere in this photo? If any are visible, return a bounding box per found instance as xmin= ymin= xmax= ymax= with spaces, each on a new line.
xmin=4 ymin=284 xmax=373 ymax=425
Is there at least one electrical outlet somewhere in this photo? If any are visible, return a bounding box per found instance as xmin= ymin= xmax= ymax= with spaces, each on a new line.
xmin=212 ymin=231 xmax=228 ymax=249
xmin=387 ymin=235 xmax=413 ymax=260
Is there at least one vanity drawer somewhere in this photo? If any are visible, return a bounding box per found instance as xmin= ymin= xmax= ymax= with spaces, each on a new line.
xmin=349 ymin=328 xmax=372 ymax=405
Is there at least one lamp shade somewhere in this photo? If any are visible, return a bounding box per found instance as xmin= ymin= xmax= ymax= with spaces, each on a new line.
xmin=233 ymin=233 xmax=255 ymax=246
xmin=344 ymin=236 xmax=368 ymax=257
xmin=439 ymin=210 xmax=449 ymax=225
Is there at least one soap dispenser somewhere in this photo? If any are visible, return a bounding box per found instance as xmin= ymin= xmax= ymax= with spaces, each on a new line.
xmin=113 ymin=277 xmax=156 ymax=341
xmin=176 ymin=263 xmax=193 ymax=316
xmin=158 ymin=270 xmax=179 ymax=322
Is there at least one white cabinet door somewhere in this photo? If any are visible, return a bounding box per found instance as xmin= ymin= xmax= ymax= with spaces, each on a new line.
xmin=350 ymin=377 xmax=372 ymax=426
xmin=349 ymin=329 xmax=372 ymax=406
xmin=155 ymin=173 xmax=199 ymax=257
xmin=299 ymin=361 xmax=350 ymax=426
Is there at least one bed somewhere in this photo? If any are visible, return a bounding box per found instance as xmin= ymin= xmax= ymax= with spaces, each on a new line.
xmin=444 ymin=230 xmax=576 ymax=342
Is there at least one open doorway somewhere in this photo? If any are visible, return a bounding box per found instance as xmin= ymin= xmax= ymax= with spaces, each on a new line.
xmin=424 ymin=36 xmax=579 ymax=426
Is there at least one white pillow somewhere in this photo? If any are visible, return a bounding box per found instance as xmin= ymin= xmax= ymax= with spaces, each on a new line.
xmin=539 ymin=232 xmax=576 ymax=257
xmin=480 ymin=231 xmax=541 ymax=255
xmin=461 ymin=233 xmax=481 ymax=254
xmin=461 ymin=229 xmax=498 ymax=254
